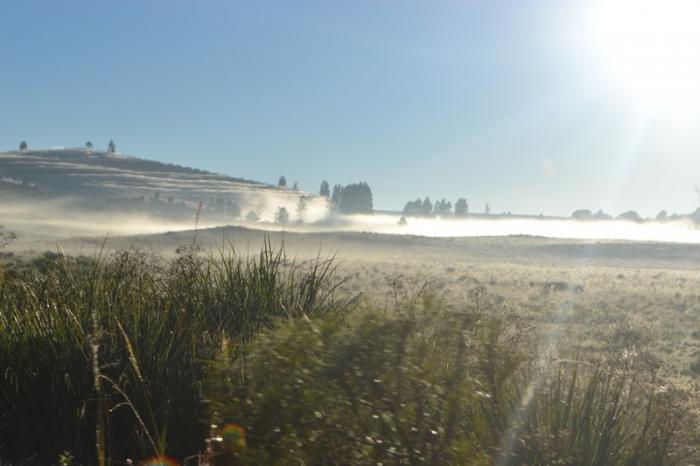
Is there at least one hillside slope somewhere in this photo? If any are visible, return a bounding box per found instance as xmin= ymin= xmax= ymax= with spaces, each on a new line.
xmin=0 ymin=148 xmax=327 ymax=236
xmin=0 ymin=148 xmax=281 ymax=200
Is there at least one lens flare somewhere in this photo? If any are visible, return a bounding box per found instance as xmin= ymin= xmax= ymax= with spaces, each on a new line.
xmin=220 ymin=423 xmax=246 ymax=448
xmin=142 ymin=456 xmax=179 ymax=466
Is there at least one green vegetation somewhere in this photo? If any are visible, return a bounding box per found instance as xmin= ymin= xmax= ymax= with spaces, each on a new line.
xmin=0 ymin=243 xmax=698 ymax=465
xmin=0 ymin=243 xmax=352 ymax=464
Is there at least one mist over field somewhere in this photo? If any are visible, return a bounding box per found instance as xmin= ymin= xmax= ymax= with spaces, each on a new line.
xmin=6 ymin=203 xmax=700 ymax=245
xmin=5 ymin=1 xmax=700 ymax=464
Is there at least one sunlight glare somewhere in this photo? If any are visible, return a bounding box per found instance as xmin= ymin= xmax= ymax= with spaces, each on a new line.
xmin=588 ymin=0 xmax=700 ymax=116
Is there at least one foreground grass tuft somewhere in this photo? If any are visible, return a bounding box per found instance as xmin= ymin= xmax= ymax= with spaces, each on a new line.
xmin=0 ymin=241 xmax=352 ymax=464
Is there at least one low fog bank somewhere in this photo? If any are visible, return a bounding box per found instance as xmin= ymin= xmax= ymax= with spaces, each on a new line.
xmin=321 ymin=214 xmax=700 ymax=244
xmin=3 ymin=198 xmax=700 ymax=245
xmin=237 ymin=213 xmax=700 ymax=245
xmin=0 ymin=193 xmax=330 ymax=239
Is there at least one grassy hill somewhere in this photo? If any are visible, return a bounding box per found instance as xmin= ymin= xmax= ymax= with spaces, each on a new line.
xmin=0 ymin=148 xmax=327 ymax=234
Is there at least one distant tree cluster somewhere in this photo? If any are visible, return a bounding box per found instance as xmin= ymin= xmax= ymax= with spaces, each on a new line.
xmin=274 ymin=177 xmax=373 ymax=214
xmin=276 ymin=176 xmax=300 ymax=191
xmin=403 ymin=196 xmax=470 ymax=217
xmin=568 ymin=208 xmax=687 ymax=223
xmin=315 ymin=181 xmax=374 ymax=214
xmin=334 ymin=182 xmax=373 ymax=214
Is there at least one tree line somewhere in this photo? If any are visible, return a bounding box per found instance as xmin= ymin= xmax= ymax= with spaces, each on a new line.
xmin=17 ymin=140 xmax=117 ymax=153
xmin=402 ymin=196 xmax=477 ymax=217
xmin=275 ymin=177 xmax=374 ymax=215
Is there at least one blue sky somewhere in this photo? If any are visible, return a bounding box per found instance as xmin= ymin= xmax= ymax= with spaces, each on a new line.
xmin=3 ymin=0 xmax=700 ymax=216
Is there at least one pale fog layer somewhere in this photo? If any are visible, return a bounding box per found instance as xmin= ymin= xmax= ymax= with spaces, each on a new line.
xmin=3 ymin=198 xmax=700 ymax=244
xmin=276 ymin=214 xmax=700 ymax=244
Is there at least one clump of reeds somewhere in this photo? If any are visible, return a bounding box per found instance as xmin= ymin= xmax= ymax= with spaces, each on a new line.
xmin=0 ymin=239 xmax=353 ymax=464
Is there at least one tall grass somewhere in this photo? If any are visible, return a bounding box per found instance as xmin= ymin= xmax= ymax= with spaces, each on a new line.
xmin=205 ymin=290 xmax=698 ymax=465
xmin=0 ymin=240 xmax=354 ymax=464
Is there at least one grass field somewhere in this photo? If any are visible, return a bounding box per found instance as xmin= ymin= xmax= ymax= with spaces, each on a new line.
xmin=1 ymin=227 xmax=699 ymax=465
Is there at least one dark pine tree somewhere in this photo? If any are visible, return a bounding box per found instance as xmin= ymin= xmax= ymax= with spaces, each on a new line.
xmin=319 ymin=180 xmax=330 ymax=198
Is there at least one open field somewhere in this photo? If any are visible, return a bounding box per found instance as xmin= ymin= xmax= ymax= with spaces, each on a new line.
xmin=2 ymin=227 xmax=699 ymax=464
xmin=8 ymin=226 xmax=700 ymax=380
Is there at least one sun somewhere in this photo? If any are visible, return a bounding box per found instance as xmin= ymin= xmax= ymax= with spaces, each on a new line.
xmin=587 ymin=0 xmax=700 ymax=116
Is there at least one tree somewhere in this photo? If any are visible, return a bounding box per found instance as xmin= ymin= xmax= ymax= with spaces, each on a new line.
xmin=455 ymin=198 xmax=468 ymax=216
xmin=107 ymin=140 xmax=116 ymax=153
xmin=421 ymin=197 xmax=433 ymax=216
xmin=277 ymin=176 xmax=287 ymax=189
xmin=85 ymin=141 xmax=93 ymax=149
xmin=617 ymin=210 xmax=642 ymax=222
xmin=19 ymin=141 xmax=27 ymax=151
xmin=297 ymin=196 xmax=308 ymax=222
xmin=292 ymin=181 xmax=299 ymax=191
xmin=656 ymin=210 xmax=668 ymax=221
xmin=571 ymin=209 xmax=592 ymax=220
xmin=275 ymin=206 xmax=289 ymax=224
xmin=331 ymin=184 xmax=343 ymax=207
xmin=593 ymin=209 xmax=612 ymax=220
xmin=434 ymin=198 xmax=452 ymax=216
xmin=403 ymin=199 xmax=422 ymax=216
xmin=338 ymin=182 xmax=373 ymax=214
xmin=245 ymin=210 xmax=260 ymax=222
xmin=319 ymin=180 xmax=330 ymax=198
